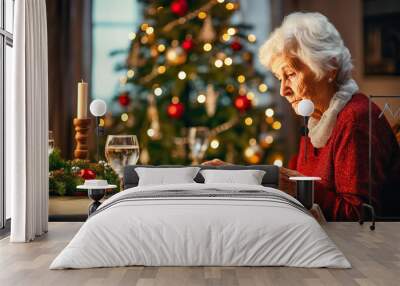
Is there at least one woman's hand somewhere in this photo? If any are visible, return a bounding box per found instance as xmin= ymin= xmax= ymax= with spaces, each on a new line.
xmin=279 ymin=167 xmax=303 ymax=197
xmin=201 ymin=158 xmax=232 ymax=166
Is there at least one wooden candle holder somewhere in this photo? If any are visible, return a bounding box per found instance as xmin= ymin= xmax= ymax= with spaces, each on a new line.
xmin=73 ymin=118 xmax=91 ymax=159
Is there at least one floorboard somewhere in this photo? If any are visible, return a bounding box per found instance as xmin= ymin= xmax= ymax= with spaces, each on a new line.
xmin=0 ymin=222 xmax=399 ymax=286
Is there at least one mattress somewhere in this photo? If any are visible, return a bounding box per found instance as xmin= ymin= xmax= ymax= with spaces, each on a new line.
xmin=50 ymin=183 xmax=350 ymax=269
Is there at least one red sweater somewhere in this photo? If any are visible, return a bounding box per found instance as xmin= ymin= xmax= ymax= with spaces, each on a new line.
xmin=289 ymin=93 xmax=400 ymax=221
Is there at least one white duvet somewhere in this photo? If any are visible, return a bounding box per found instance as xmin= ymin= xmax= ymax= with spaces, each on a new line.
xmin=50 ymin=183 xmax=351 ymax=269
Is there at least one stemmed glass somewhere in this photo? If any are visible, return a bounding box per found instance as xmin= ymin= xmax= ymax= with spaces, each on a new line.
xmin=105 ymin=135 xmax=140 ymax=180
xmin=48 ymin=131 xmax=55 ymax=155
xmin=188 ymin=127 xmax=210 ymax=165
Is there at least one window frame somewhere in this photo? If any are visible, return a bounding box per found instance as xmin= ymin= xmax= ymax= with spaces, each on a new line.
xmin=0 ymin=0 xmax=14 ymax=231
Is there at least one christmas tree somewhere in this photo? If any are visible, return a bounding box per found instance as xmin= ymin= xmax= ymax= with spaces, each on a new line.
xmin=108 ymin=0 xmax=284 ymax=166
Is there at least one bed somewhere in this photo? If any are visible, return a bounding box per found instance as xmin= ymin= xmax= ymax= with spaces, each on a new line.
xmin=50 ymin=165 xmax=350 ymax=269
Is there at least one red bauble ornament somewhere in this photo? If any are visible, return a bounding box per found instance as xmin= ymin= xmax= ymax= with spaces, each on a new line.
xmin=234 ymin=95 xmax=252 ymax=111
xmin=167 ymin=102 xmax=184 ymax=119
xmin=182 ymin=38 xmax=194 ymax=52
xmin=171 ymin=0 xmax=188 ymax=17
xmin=230 ymin=40 xmax=243 ymax=51
xmin=118 ymin=92 xmax=130 ymax=107
xmin=79 ymin=169 xmax=96 ymax=180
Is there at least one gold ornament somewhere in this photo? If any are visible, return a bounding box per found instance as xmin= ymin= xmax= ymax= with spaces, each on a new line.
xmin=198 ymin=16 xmax=216 ymax=42
xmin=166 ymin=45 xmax=187 ymax=66
xmin=259 ymin=132 xmax=274 ymax=148
xmin=244 ymin=144 xmax=263 ymax=164
xmin=205 ymin=84 xmax=219 ymax=117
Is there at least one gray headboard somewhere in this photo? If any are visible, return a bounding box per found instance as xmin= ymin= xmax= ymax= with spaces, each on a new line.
xmin=123 ymin=165 xmax=280 ymax=190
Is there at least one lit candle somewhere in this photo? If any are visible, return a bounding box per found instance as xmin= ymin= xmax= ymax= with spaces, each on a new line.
xmin=77 ymin=80 xmax=88 ymax=119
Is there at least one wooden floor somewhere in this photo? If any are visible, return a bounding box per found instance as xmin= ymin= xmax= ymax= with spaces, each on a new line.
xmin=0 ymin=222 xmax=399 ymax=286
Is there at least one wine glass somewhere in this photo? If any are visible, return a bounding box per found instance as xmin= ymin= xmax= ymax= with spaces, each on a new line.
xmin=188 ymin=127 xmax=210 ymax=165
xmin=105 ymin=135 xmax=140 ymax=179
xmin=48 ymin=131 xmax=55 ymax=155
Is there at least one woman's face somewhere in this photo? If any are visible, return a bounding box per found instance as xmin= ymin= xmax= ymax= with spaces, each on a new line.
xmin=270 ymin=55 xmax=329 ymax=117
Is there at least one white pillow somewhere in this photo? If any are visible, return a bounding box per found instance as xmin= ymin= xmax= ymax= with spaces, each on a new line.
xmin=200 ymin=169 xmax=266 ymax=185
xmin=135 ymin=167 xmax=200 ymax=186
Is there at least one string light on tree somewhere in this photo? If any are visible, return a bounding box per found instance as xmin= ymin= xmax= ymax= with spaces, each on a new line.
xmin=141 ymin=23 xmax=149 ymax=31
xmin=128 ymin=32 xmax=136 ymax=40
xmin=198 ymin=11 xmax=207 ymax=19
xmin=258 ymin=83 xmax=268 ymax=92
xmin=214 ymin=59 xmax=223 ymax=68
xmin=203 ymin=43 xmax=212 ymax=52
xmin=247 ymin=34 xmax=257 ymax=43
xmin=157 ymin=65 xmax=166 ymax=74
xmin=197 ymin=93 xmax=206 ymax=103
xmin=227 ymin=27 xmax=236 ymax=36
xmin=225 ymin=2 xmax=235 ymax=10
xmin=272 ymin=121 xmax=282 ymax=130
xmin=224 ymin=57 xmax=232 ymax=65
xmin=121 ymin=113 xmax=129 ymax=122
xmin=147 ymin=128 xmax=155 ymax=137
xmin=157 ymin=44 xmax=166 ymax=52
xmin=145 ymin=26 xmax=154 ymax=35
xmin=154 ymin=87 xmax=163 ymax=96
xmin=127 ymin=69 xmax=135 ymax=78
xmin=265 ymin=108 xmax=274 ymax=117
xmin=222 ymin=33 xmax=231 ymax=42
xmin=249 ymin=138 xmax=257 ymax=145
xmin=119 ymin=76 xmax=128 ymax=86
xmin=237 ymin=75 xmax=246 ymax=83
xmin=272 ymin=155 xmax=283 ymax=167
xmin=244 ymin=117 xmax=253 ymax=126
xmin=178 ymin=71 xmax=187 ymax=80
xmin=210 ymin=139 xmax=220 ymax=149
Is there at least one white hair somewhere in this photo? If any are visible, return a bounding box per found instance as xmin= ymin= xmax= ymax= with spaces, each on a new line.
xmin=259 ymin=12 xmax=354 ymax=85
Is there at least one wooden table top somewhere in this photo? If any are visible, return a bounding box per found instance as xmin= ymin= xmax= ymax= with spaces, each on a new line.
xmin=0 ymin=222 xmax=399 ymax=286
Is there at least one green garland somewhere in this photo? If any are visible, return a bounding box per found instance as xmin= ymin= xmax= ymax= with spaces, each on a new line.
xmin=49 ymin=148 xmax=120 ymax=196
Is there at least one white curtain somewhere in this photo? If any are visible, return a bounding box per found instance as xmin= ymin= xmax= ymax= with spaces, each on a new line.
xmin=7 ymin=0 xmax=49 ymax=242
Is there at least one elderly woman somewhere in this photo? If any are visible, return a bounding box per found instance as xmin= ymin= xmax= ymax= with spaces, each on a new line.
xmin=204 ymin=12 xmax=400 ymax=221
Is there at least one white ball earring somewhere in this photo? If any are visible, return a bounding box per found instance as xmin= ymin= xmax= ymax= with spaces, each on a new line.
xmin=328 ymin=78 xmax=333 ymax=83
